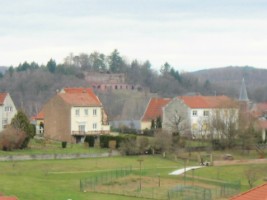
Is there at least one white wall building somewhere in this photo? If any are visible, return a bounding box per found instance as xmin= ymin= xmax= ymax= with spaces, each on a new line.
xmin=0 ymin=93 xmax=17 ymax=132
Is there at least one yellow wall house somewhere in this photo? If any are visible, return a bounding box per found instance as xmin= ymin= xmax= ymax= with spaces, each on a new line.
xmin=0 ymin=93 xmax=17 ymax=132
xmin=42 ymin=88 xmax=110 ymax=143
xmin=140 ymin=98 xmax=172 ymax=131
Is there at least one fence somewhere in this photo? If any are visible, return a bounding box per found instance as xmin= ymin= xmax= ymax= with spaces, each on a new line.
xmin=80 ymin=167 xmax=240 ymax=200
xmin=80 ymin=166 xmax=133 ymax=192
xmin=168 ymin=177 xmax=240 ymax=200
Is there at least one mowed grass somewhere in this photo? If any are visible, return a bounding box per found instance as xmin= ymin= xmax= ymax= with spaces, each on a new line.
xmin=0 ymin=156 xmax=181 ymax=200
xmin=1 ymin=155 xmax=267 ymax=199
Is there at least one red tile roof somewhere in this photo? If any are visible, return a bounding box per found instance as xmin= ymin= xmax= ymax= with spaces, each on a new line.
xmin=0 ymin=196 xmax=18 ymax=200
xmin=32 ymin=111 xmax=44 ymax=120
xmin=180 ymin=95 xmax=236 ymax=109
xmin=142 ymin=98 xmax=172 ymax=121
xmin=59 ymin=87 xmax=102 ymax=106
xmin=251 ymin=102 xmax=267 ymax=118
xmin=230 ymin=183 xmax=267 ymax=200
xmin=0 ymin=93 xmax=7 ymax=105
xmin=59 ymin=93 xmax=102 ymax=107
xmin=63 ymin=88 xmax=101 ymax=104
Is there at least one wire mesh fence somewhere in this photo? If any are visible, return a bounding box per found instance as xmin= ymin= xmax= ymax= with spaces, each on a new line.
xmin=168 ymin=176 xmax=240 ymax=200
xmin=80 ymin=167 xmax=240 ymax=200
xmin=80 ymin=166 xmax=133 ymax=192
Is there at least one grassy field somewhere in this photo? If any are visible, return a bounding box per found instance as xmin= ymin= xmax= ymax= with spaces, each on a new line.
xmin=1 ymin=139 xmax=267 ymax=200
xmin=1 ymin=153 xmax=267 ymax=200
xmin=0 ymin=156 xmax=182 ymax=200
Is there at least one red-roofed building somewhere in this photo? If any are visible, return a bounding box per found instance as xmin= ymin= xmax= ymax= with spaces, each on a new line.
xmin=141 ymin=98 xmax=172 ymax=130
xmin=0 ymin=93 xmax=17 ymax=132
xmin=42 ymin=88 xmax=110 ymax=143
xmin=161 ymin=95 xmax=238 ymax=138
xmin=0 ymin=196 xmax=18 ymax=200
xmin=229 ymin=183 xmax=267 ymax=200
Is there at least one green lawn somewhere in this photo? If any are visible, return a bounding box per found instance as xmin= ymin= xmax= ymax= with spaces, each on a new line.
xmin=0 ymin=156 xmax=181 ymax=200
xmin=1 ymin=154 xmax=266 ymax=200
xmin=1 ymin=139 xmax=267 ymax=200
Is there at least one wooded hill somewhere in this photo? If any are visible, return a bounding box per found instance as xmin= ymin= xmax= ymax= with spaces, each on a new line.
xmin=0 ymin=50 xmax=267 ymax=119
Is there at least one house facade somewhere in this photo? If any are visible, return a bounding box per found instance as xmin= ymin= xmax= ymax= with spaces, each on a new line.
xmin=250 ymin=102 xmax=267 ymax=141
xmin=0 ymin=93 xmax=17 ymax=132
xmin=141 ymin=98 xmax=172 ymax=130
xmin=42 ymin=88 xmax=110 ymax=143
xmin=163 ymin=96 xmax=239 ymax=138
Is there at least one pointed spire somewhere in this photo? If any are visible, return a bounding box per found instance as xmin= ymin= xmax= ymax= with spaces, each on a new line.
xmin=239 ymin=78 xmax=249 ymax=101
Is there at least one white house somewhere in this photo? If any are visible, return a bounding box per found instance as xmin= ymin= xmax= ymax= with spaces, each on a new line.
xmin=0 ymin=93 xmax=17 ymax=132
xmin=162 ymin=95 xmax=239 ymax=138
xmin=42 ymin=88 xmax=110 ymax=143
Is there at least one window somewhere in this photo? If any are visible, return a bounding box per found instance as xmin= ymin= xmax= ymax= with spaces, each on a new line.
xmin=75 ymin=109 xmax=80 ymax=116
xmin=2 ymin=119 xmax=8 ymax=125
xmin=79 ymin=125 xmax=85 ymax=132
xmin=192 ymin=110 xmax=198 ymax=116
xmin=84 ymin=109 xmax=88 ymax=116
xmin=93 ymin=109 xmax=97 ymax=116
xmin=2 ymin=119 xmax=8 ymax=129
xmin=5 ymin=106 xmax=12 ymax=112
xmin=93 ymin=123 xmax=97 ymax=130
xmin=203 ymin=110 xmax=209 ymax=116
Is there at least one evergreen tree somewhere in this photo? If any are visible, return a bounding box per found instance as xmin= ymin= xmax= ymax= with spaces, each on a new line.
xmin=11 ymin=111 xmax=35 ymax=148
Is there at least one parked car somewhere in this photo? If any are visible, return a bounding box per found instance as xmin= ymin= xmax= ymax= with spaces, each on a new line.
xmin=223 ymin=154 xmax=234 ymax=160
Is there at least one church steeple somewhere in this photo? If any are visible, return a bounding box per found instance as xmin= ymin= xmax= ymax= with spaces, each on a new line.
xmin=239 ymin=78 xmax=249 ymax=101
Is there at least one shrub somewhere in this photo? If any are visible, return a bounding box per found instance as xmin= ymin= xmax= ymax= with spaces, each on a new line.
xmin=61 ymin=141 xmax=67 ymax=148
xmin=0 ymin=126 xmax=27 ymax=150
xmin=84 ymin=136 xmax=96 ymax=147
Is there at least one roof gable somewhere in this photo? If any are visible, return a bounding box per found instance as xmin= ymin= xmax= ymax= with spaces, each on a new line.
xmin=230 ymin=183 xmax=267 ymax=200
xmin=142 ymin=98 xmax=172 ymax=121
xmin=0 ymin=93 xmax=7 ymax=105
xmin=180 ymin=96 xmax=236 ymax=109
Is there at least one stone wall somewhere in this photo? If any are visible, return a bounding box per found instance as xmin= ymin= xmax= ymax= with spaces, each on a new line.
xmin=0 ymin=152 xmax=118 ymax=162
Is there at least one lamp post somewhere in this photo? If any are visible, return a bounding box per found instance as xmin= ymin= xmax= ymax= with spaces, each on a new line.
xmin=137 ymin=158 xmax=144 ymax=191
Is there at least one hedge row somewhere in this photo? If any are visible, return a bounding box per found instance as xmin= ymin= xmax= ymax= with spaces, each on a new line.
xmin=84 ymin=134 xmax=137 ymax=148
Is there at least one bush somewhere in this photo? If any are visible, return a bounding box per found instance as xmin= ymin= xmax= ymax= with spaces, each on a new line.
xmin=0 ymin=126 xmax=27 ymax=150
xmin=100 ymin=134 xmax=136 ymax=148
xmin=61 ymin=141 xmax=67 ymax=148
xmin=211 ymin=139 xmax=226 ymax=150
xmin=84 ymin=136 xmax=96 ymax=147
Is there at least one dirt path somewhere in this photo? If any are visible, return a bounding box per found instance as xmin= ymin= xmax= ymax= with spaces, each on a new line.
xmin=213 ymin=158 xmax=267 ymax=166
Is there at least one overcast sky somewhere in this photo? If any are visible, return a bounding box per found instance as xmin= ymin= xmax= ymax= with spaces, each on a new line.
xmin=1 ymin=0 xmax=267 ymax=71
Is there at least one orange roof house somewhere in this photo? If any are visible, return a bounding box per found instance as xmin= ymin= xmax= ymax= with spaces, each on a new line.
xmin=141 ymin=98 xmax=172 ymax=130
xmin=156 ymin=95 xmax=239 ymax=137
xmin=229 ymin=183 xmax=267 ymax=200
xmin=180 ymin=95 xmax=237 ymax=109
xmin=41 ymin=88 xmax=110 ymax=143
